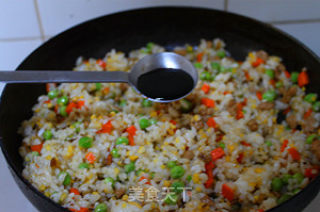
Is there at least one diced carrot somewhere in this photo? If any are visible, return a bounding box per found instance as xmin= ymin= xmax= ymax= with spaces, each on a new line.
xmin=283 ymin=107 xmax=291 ymax=115
xmin=244 ymin=71 xmax=251 ymax=81
xmin=284 ymin=71 xmax=291 ymax=79
xmin=237 ymin=153 xmax=244 ymax=163
xmin=241 ymin=141 xmax=251 ymax=147
xmin=46 ymin=83 xmax=56 ymax=92
xmin=298 ymin=70 xmax=309 ymax=87
xmin=197 ymin=52 xmax=204 ymax=62
xmin=304 ymin=108 xmax=312 ymax=119
xmin=305 ymin=166 xmax=320 ymax=179
xmin=103 ymin=87 xmax=110 ymax=94
xmin=269 ymin=79 xmax=275 ymax=86
xmin=201 ymin=83 xmax=210 ymax=94
xmin=128 ymin=134 xmax=135 ymax=146
xmin=242 ymin=98 xmax=248 ymax=106
xmin=106 ymin=154 xmax=112 ymax=165
xmin=281 ymin=139 xmax=289 ymax=152
xmin=76 ymin=100 xmax=85 ymax=109
xmin=211 ymin=147 xmax=225 ymax=161
xmin=31 ymin=143 xmax=43 ymax=154
xmin=96 ymin=59 xmax=106 ymax=69
xmin=256 ymin=91 xmax=262 ymax=100
xmin=257 ymin=210 xmax=265 ymax=212
xmin=96 ymin=120 xmax=113 ymax=134
xmin=170 ymin=120 xmax=177 ymax=125
xmin=35 ymin=163 xmax=40 ymax=168
xmin=223 ymin=91 xmax=231 ymax=95
xmin=54 ymin=105 xmax=58 ymax=113
xmin=236 ymin=109 xmax=244 ymax=120
xmin=44 ymin=100 xmax=51 ymax=104
xmin=69 ymin=188 xmax=80 ymax=195
xmin=222 ymin=183 xmax=234 ymax=201
xmin=288 ymin=147 xmax=301 ymax=161
xmin=85 ymin=152 xmax=96 ymax=164
xmin=204 ymin=177 xmax=214 ymax=188
xmin=201 ymin=98 xmax=215 ymax=108
xmin=69 ymin=207 xmax=89 ymax=212
xmin=204 ymin=161 xmax=215 ymax=188
xmin=66 ymin=102 xmax=77 ymax=114
xmin=252 ymin=57 xmax=264 ymax=67
xmin=126 ymin=125 xmax=137 ymax=137
xmin=139 ymin=176 xmax=151 ymax=185
xmin=207 ymin=117 xmax=218 ymax=128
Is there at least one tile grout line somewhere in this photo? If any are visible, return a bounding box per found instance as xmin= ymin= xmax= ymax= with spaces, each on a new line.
xmin=33 ymin=0 xmax=45 ymax=42
xmin=224 ymin=0 xmax=229 ymax=11
xmin=268 ymin=18 xmax=320 ymax=25
xmin=0 ymin=37 xmax=43 ymax=42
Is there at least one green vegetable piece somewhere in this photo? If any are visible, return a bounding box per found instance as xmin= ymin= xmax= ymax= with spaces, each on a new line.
xmin=116 ymin=137 xmax=129 ymax=145
xmin=293 ymin=173 xmax=304 ymax=184
xmin=312 ymin=101 xmax=320 ymax=112
xmin=150 ymin=172 xmax=155 ymax=179
xmin=275 ymin=81 xmax=283 ymax=88
xmin=277 ymin=194 xmax=292 ymax=204
xmin=119 ymin=100 xmax=127 ymax=107
xmin=304 ymin=93 xmax=317 ymax=103
xmin=265 ymin=69 xmax=274 ymax=78
xmin=180 ymin=99 xmax=193 ymax=112
xmin=282 ymin=174 xmax=292 ymax=184
xmin=59 ymin=105 xmax=68 ymax=117
xmin=150 ymin=118 xmax=158 ymax=125
xmin=170 ymin=166 xmax=185 ymax=179
xmin=78 ymin=162 xmax=90 ymax=169
xmin=72 ymin=122 xmax=81 ymax=133
xmin=172 ymin=181 xmax=185 ymax=194
xmin=59 ymin=172 xmax=71 ymax=186
xmin=95 ymin=83 xmax=102 ymax=91
xmin=139 ymin=118 xmax=151 ymax=129
xmin=167 ymin=161 xmax=177 ymax=169
xmin=31 ymin=151 xmax=39 ymax=156
xmin=263 ymin=90 xmax=277 ymax=102
xmin=104 ymin=177 xmax=115 ymax=187
xmin=186 ymin=175 xmax=192 ymax=182
xmin=211 ymin=62 xmax=220 ymax=71
xmin=291 ymin=72 xmax=299 ymax=83
xmin=79 ymin=137 xmax=93 ymax=149
xmin=142 ymin=99 xmax=152 ymax=107
xmin=146 ymin=42 xmax=154 ymax=52
xmin=194 ymin=62 xmax=203 ymax=69
xmin=217 ymin=50 xmax=226 ymax=58
xmin=136 ymin=169 xmax=144 ymax=176
xmin=200 ymin=71 xmax=209 ymax=80
xmin=124 ymin=162 xmax=135 ymax=173
xmin=111 ymin=148 xmax=120 ymax=158
xmin=271 ymin=177 xmax=283 ymax=192
xmin=43 ymin=129 xmax=53 ymax=140
xmin=94 ymin=203 xmax=108 ymax=212
xmin=265 ymin=140 xmax=272 ymax=147
xmin=218 ymin=142 xmax=225 ymax=148
xmin=307 ymin=134 xmax=317 ymax=144
xmin=57 ymin=96 xmax=69 ymax=106
xmin=48 ymin=90 xmax=59 ymax=99
xmin=164 ymin=193 xmax=178 ymax=205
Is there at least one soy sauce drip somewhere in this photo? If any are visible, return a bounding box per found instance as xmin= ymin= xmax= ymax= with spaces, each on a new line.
xmin=137 ymin=68 xmax=194 ymax=101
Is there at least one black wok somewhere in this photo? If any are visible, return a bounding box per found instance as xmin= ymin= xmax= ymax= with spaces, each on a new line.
xmin=1 ymin=7 xmax=320 ymax=212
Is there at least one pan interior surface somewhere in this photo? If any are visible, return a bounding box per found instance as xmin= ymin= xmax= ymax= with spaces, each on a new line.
xmin=1 ymin=7 xmax=320 ymax=212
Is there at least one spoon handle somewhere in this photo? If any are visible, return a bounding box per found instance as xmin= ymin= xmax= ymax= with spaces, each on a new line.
xmin=0 ymin=71 xmax=129 ymax=83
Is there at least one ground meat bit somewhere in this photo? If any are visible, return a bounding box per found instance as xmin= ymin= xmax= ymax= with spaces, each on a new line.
xmin=275 ymin=63 xmax=286 ymax=79
xmin=311 ymin=140 xmax=320 ymax=160
xmin=200 ymin=195 xmax=215 ymax=208
xmin=302 ymin=116 xmax=317 ymax=133
xmin=226 ymin=99 xmax=237 ymax=116
xmin=257 ymin=102 xmax=275 ymax=110
xmin=247 ymin=119 xmax=259 ymax=131
xmin=206 ymin=41 xmax=213 ymax=48
xmin=115 ymin=188 xmax=126 ymax=198
xmin=199 ymin=153 xmax=212 ymax=163
xmin=199 ymin=107 xmax=215 ymax=116
xmin=105 ymin=154 xmax=112 ymax=166
xmin=119 ymin=83 xmax=129 ymax=92
xmin=256 ymin=50 xmax=269 ymax=61
xmin=286 ymin=114 xmax=298 ymax=129
xmin=281 ymin=86 xmax=297 ymax=103
xmin=191 ymin=120 xmax=204 ymax=130
xmin=262 ymin=126 xmax=273 ymax=137
xmin=182 ymin=150 xmax=195 ymax=160
xmin=50 ymin=158 xmax=57 ymax=168
xmin=174 ymin=49 xmax=187 ymax=56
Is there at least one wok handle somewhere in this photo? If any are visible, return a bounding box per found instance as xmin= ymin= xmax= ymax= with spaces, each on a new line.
xmin=0 ymin=71 xmax=129 ymax=83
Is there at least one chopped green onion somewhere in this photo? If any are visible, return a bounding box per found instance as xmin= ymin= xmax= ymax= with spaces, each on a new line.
xmin=291 ymin=72 xmax=299 ymax=83
xmin=304 ymin=93 xmax=317 ymax=103
xmin=263 ymin=90 xmax=277 ymax=102
xmin=265 ymin=69 xmax=274 ymax=78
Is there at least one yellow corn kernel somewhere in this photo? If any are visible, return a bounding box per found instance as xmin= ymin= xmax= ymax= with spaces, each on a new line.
xmin=249 ymin=182 xmax=256 ymax=188
xmin=160 ymin=164 xmax=166 ymax=169
xmin=167 ymin=129 xmax=175 ymax=135
xmin=90 ymin=114 xmax=96 ymax=120
xmin=45 ymin=145 xmax=51 ymax=151
xmin=254 ymin=168 xmax=264 ymax=173
xmin=150 ymin=111 xmax=157 ymax=117
xmin=239 ymin=133 xmax=245 ymax=138
xmin=138 ymin=146 xmax=145 ymax=154
xmin=121 ymin=203 xmax=127 ymax=208
xmin=254 ymin=195 xmax=259 ymax=202
xmin=248 ymin=52 xmax=255 ymax=61
xmin=170 ymin=123 xmax=176 ymax=129
xmin=109 ymin=111 xmax=116 ymax=117
xmin=60 ymin=193 xmax=67 ymax=202
xmin=195 ymin=187 xmax=202 ymax=192
xmin=45 ymin=155 xmax=52 ymax=160
xmin=65 ymin=145 xmax=74 ymax=158
xmin=47 ymin=103 xmax=53 ymax=108
xmin=225 ymin=156 xmax=231 ymax=162
xmin=92 ymin=192 xmax=98 ymax=195
xmin=163 ymin=180 xmax=171 ymax=187
xmin=193 ymin=115 xmax=201 ymax=121
xmin=129 ymin=155 xmax=138 ymax=161
xmin=114 ymin=168 xmax=120 ymax=175
xmin=175 ymin=137 xmax=180 ymax=144
xmin=193 ymin=173 xmax=200 ymax=184
xmin=129 ymin=202 xmax=142 ymax=208
xmin=302 ymin=87 xmax=306 ymax=91
xmin=227 ymin=145 xmax=235 ymax=153
xmin=232 ymin=68 xmax=237 ymax=74
xmin=186 ymin=45 xmax=193 ymax=52
xmin=39 ymin=185 xmax=46 ymax=191
xmin=251 ymin=104 xmax=256 ymax=109
xmin=44 ymin=191 xmax=51 ymax=197
xmin=122 ymin=194 xmax=129 ymax=201
xmin=200 ymin=132 xmax=207 ymax=139
xmin=35 ymin=108 xmax=40 ymax=113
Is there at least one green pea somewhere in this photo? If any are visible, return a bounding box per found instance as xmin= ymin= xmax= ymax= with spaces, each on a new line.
xmin=263 ymin=90 xmax=277 ymax=102
xmin=277 ymin=194 xmax=292 ymax=204
xmin=265 ymin=69 xmax=274 ymax=78
xmin=146 ymin=42 xmax=154 ymax=52
xmin=194 ymin=62 xmax=203 ymax=69
xmin=48 ymin=90 xmax=59 ymax=99
xmin=142 ymin=99 xmax=152 ymax=107
xmin=218 ymin=142 xmax=225 ymax=148
xmin=104 ymin=177 xmax=115 ymax=187
xmin=95 ymin=83 xmax=102 ymax=91
xmin=94 ymin=203 xmax=108 ymax=212
xmin=111 ymin=148 xmax=120 ymax=158
xmin=167 ymin=161 xmax=177 ymax=169
xmin=57 ymin=96 xmax=69 ymax=106
xmin=139 ymin=118 xmax=151 ymax=129
xmin=211 ymin=62 xmax=220 ymax=71
xmin=186 ymin=175 xmax=192 ymax=182
xmin=150 ymin=118 xmax=158 ymax=125
xmin=304 ymin=93 xmax=317 ymax=103
xmin=291 ymin=72 xmax=299 ymax=83
xmin=116 ymin=137 xmax=129 ymax=145
xmin=79 ymin=137 xmax=93 ymax=149
xmin=72 ymin=122 xmax=81 ymax=133
xmin=312 ymin=101 xmax=320 ymax=112
xmin=31 ymin=151 xmax=39 ymax=156
xmin=271 ymin=177 xmax=283 ymax=192
xmin=217 ymin=50 xmax=226 ymax=58
xmin=78 ymin=162 xmax=90 ymax=169
xmin=170 ymin=166 xmax=185 ymax=179
xmin=164 ymin=193 xmax=178 ymax=205
xmin=43 ymin=129 xmax=53 ymax=140
xmin=59 ymin=172 xmax=71 ymax=186
xmin=293 ymin=173 xmax=304 ymax=184
xmin=59 ymin=105 xmax=68 ymax=117
xmin=172 ymin=181 xmax=185 ymax=194
xmin=265 ymin=140 xmax=272 ymax=147
xmin=307 ymin=134 xmax=317 ymax=144
xmin=275 ymin=81 xmax=283 ymax=88
xmin=124 ymin=162 xmax=135 ymax=173
xmin=200 ymin=72 xmax=208 ymax=80
xmin=180 ymin=99 xmax=193 ymax=113
xmin=282 ymin=174 xmax=292 ymax=184
xmin=119 ymin=100 xmax=127 ymax=107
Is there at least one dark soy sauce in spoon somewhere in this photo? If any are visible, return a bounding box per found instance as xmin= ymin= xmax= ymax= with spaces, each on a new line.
xmin=137 ymin=68 xmax=194 ymax=101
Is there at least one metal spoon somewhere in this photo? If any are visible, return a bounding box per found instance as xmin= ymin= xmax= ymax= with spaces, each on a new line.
xmin=0 ymin=52 xmax=197 ymax=103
